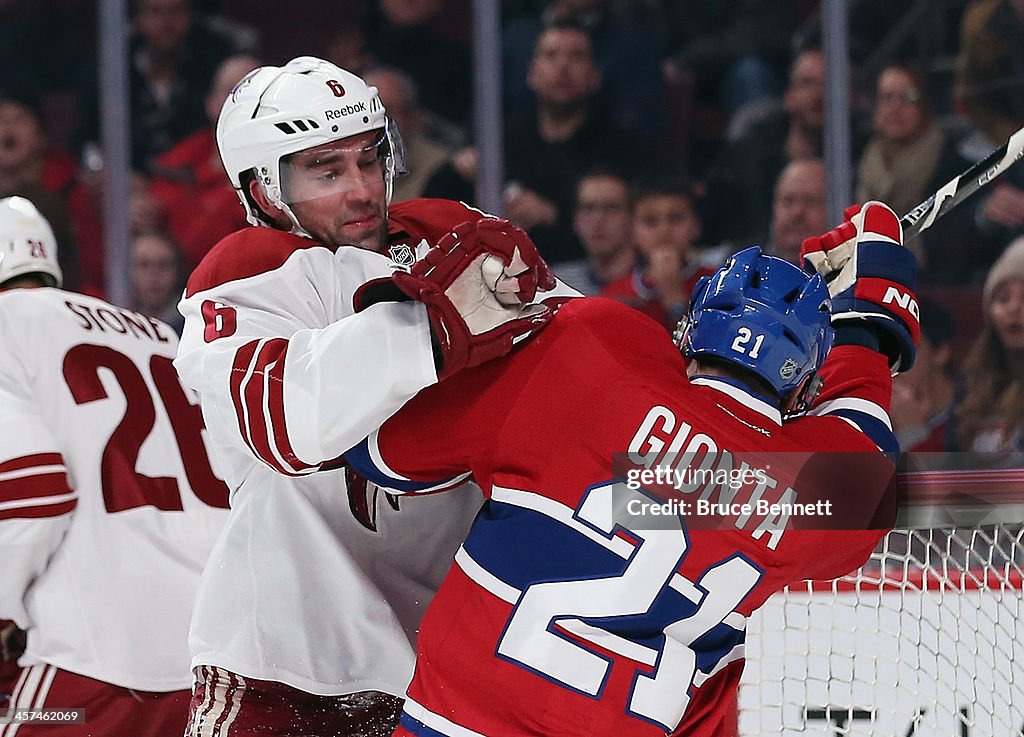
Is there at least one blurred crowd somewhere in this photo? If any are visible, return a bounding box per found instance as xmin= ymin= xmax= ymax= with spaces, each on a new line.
xmin=2 ymin=0 xmax=1024 ymax=454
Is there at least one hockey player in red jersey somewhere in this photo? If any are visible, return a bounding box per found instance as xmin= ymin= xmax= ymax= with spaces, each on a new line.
xmin=175 ymin=57 xmax=573 ymax=736
xmin=0 ymin=197 xmax=229 ymax=737
xmin=345 ymin=201 xmax=918 ymax=736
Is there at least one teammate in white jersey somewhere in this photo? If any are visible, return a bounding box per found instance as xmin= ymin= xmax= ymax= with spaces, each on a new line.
xmin=175 ymin=56 xmax=572 ymax=736
xmin=0 ymin=196 xmax=230 ymax=737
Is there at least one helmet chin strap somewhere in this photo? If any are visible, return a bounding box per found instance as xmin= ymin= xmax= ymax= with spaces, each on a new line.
xmin=782 ymin=372 xmax=823 ymax=419
xmin=259 ymin=178 xmax=314 ymax=240
xmin=280 ymin=201 xmax=313 ymax=240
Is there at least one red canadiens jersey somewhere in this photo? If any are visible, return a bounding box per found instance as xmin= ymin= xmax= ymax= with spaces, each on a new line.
xmin=348 ymin=298 xmax=897 ymax=737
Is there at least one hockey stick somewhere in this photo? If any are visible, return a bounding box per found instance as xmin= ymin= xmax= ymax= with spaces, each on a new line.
xmin=900 ymin=126 xmax=1024 ymax=239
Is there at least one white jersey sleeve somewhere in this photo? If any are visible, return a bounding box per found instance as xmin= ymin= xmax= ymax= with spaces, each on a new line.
xmin=0 ymin=288 xmax=229 ymax=691
xmin=0 ymin=372 xmax=74 ymax=627
xmin=0 ymin=368 xmax=74 ymax=627
xmin=174 ymin=231 xmax=438 ymax=475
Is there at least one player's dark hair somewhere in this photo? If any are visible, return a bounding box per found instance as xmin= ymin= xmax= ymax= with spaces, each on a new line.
xmin=690 ymin=356 xmax=778 ymax=400
xmin=0 ymin=272 xmax=53 ymax=291
xmin=238 ymin=169 xmax=276 ymax=227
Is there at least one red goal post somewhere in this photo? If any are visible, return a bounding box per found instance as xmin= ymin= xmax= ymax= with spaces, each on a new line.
xmin=737 ymin=467 xmax=1024 ymax=737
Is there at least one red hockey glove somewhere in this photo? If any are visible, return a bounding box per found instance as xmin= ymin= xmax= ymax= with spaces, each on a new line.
xmin=800 ymin=201 xmax=919 ymax=373
xmin=392 ymin=218 xmax=556 ymax=379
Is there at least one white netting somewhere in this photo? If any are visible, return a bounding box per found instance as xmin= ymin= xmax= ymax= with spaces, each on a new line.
xmin=739 ymin=524 xmax=1024 ymax=736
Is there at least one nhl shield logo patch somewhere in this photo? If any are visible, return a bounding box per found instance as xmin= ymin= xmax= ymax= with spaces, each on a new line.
xmin=779 ymin=358 xmax=801 ymax=380
xmin=388 ymin=244 xmax=416 ymax=268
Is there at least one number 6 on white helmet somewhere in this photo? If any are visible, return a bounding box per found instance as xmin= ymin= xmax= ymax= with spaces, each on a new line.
xmin=215 ymin=56 xmax=407 ymax=234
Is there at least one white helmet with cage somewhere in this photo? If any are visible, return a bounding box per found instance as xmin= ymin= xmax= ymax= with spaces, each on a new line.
xmin=216 ymin=56 xmax=407 ymax=235
xmin=0 ymin=196 xmax=61 ymax=288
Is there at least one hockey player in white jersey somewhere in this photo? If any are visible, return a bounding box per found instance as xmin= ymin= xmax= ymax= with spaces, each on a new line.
xmin=0 ymin=196 xmax=230 ymax=736
xmin=175 ymin=56 xmax=571 ymax=736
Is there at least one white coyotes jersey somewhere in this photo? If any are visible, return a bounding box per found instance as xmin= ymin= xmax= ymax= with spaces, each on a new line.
xmin=173 ymin=199 xmax=505 ymax=696
xmin=0 ymin=288 xmax=229 ymax=691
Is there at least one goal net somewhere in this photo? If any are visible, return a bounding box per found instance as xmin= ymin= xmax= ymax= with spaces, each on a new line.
xmin=738 ymin=467 xmax=1024 ymax=736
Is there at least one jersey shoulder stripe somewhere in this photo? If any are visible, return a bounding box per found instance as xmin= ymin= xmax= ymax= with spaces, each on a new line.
xmin=186 ymin=200 xmax=483 ymax=298
xmin=185 ymin=228 xmax=333 ymax=297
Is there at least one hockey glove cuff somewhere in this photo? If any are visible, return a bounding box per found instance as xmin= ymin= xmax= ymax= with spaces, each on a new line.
xmin=800 ymin=201 xmax=920 ymax=373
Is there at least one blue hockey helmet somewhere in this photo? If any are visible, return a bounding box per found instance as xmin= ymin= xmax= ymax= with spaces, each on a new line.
xmin=678 ymin=246 xmax=833 ymax=411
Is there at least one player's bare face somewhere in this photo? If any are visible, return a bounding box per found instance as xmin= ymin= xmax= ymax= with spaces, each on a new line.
xmin=990 ymin=278 xmax=1024 ymax=351
xmin=281 ymin=133 xmax=388 ymax=251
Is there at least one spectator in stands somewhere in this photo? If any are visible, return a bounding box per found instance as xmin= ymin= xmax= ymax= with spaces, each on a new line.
xmin=662 ymin=0 xmax=798 ymax=117
xmin=555 ymin=168 xmax=634 ymax=294
xmin=957 ymin=0 xmax=1024 ymax=149
xmin=0 ymin=90 xmax=101 ymax=293
xmin=702 ymin=46 xmax=830 ymax=246
xmin=502 ymin=0 xmax=664 ymax=138
xmin=364 ymin=0 xmax=471 ymax=129
xmin=502 ymin=20 xmax=637 ymax=263
xmin=601 ymin=177 xmax=715 ymax=331
xmin=891 ymin=298 xmax=956 ymax=452
xmin=766 ymin=158 xmax=828 ymax=265
xmin=326 ymin=24 xmax=375 ymax=76
xmin=129 ymin=172 xmax=163 ymax=236
xmin=957 ymin=0 xmax=1024 ymax=278
xmin=952 ymin=236 xmax=1024 ymax=451
xmin=0 ymin=3 xmax=51 ymax=100
xmin=426 ymin=21 xmax=638 ymax=265
xmin=857 ymin=63 xmax=977 ymax=283
xmin=363 ymin=66 xmax=454 ymax=204
xmin=116 ymin=0 xmax=244 ymax=171
xmin=129 ymin=230 xmax=187 ymax=335
xmin=858 ymin=64 xmax=970 ymax=222
xmin=966 ymin=159 xmax=1024 ymax=286
xmin=146 ymin=54 xmax=259 ymax=269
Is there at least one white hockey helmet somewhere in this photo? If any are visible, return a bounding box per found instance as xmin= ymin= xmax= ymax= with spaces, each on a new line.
xmin=0 ymin=196 xmax=61 ymax=288
xmin=216 ymin=56 xmax=406 ymax=232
